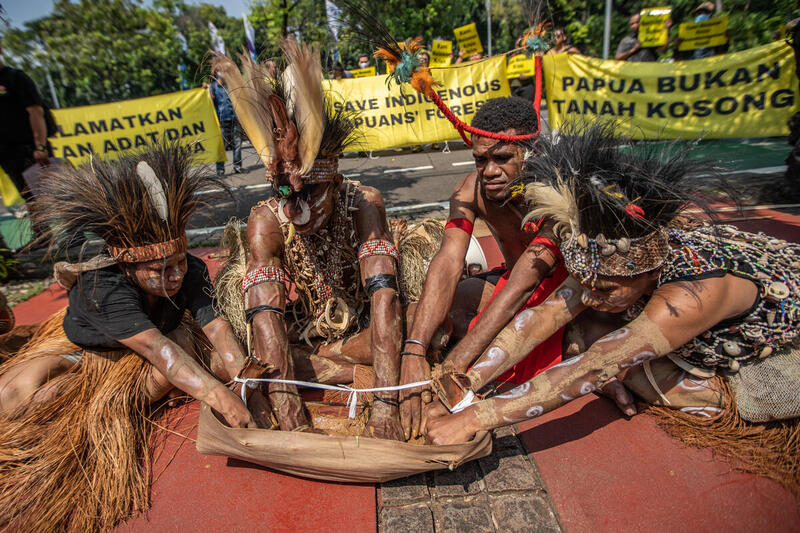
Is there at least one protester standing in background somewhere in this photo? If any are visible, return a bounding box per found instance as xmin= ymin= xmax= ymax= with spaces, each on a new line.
xmin=331 ymin=61 xmax=354 ymax=79
xmin=547 ymin=28 xmax=581 ymax=55
xmin=0 ymin=47 xmax=53 ymax=206
xmin=615 ymin=13 xmax=672 ymax=62
xmin=209 ymin=71 xmax=243 ymax=177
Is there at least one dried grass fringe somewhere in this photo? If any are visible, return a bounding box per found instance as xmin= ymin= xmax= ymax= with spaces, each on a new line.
xmin=0 ymin=309 xmax=206 ymax=532
xmin=645 ymin=379 xmax=800 ymax=497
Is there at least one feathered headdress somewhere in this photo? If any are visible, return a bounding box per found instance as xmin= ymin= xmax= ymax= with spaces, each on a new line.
xmin=212 ymin=40 xmax=357 ymax=197
xmin=519 ymin=120 xmax=713 ymax=286
xmin=338 ymin=0 xmax=543 ymax=146
xmin=30 ymin=142 xmax=211 ymax=262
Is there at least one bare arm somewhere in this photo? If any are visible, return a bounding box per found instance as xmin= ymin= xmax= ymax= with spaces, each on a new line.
xmin=202 ymin=317 xmax=247 ymax=382
xmin=444 ymin=231 xmax=562 ymax=375
xmin=27 ymin=105 xmax=49 ymax=165
xmin=245 ymin=204 xmax=309 ymax=430
xmin=427 ymin=274 xmax=759 ymax=444
xmin=615 ymin=40 xmax=641 ymax=61
xmin=355 ymin=187 xmax=404 ymax=440
xmin=120 ymin=328 xmax=252 ymax=427
xmin=400 ymin=176 xmax=475 ymax=439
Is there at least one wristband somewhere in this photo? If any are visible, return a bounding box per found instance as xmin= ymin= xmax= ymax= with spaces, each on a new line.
xmin=400 ymin=351 xmax=426 ymax=358
xmin=245 ymin=304 xmax=284 ymax=323
xmin=404 ymin=339 xmax=426 ymax=349
xmin=34 ymin=144 xmax=47 ymax=151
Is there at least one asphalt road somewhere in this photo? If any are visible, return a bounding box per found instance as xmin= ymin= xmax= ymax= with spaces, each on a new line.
xmin=190 ymin=141 xmax=477 ymax=230
xmin=192 ymin=138 xmax=794 ymax=233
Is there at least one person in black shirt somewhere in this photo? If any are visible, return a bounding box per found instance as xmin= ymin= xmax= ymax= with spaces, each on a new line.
xmin=0 ymin=143 xmax=258 ymax=532
xmin=0 ymin=47 xmax=52 ymax=203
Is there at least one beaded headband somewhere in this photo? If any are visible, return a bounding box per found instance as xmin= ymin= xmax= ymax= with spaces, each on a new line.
xmin=107 ymin=235 xmax=188 ymax=263
xmin=561 ymin=228 xmax=670 ymax=287
xmin=270 ymin=158 xmax=339 ymax=198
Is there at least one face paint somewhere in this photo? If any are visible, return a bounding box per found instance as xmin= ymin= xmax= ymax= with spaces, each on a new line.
xmin=289 ymin=198 xmax=311 ymax=226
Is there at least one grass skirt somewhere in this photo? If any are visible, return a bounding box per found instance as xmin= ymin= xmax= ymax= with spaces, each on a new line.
xmin=646 ymin=379 xmax=800 ymax=497
xmin=0 ymin=309 xmax=204 ymax=532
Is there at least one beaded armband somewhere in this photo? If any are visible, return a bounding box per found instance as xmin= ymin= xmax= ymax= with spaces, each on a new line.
xmin=241 ymin=266 xmax=290 ymax=294
xmin=358 ymin=239 xmax=400 ymax=262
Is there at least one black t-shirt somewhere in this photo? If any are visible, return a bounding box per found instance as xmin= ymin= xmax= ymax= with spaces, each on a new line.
xmin=0 ymin=66 xmax=45 ymax=148
xmin=63 ymin=254 xmax=217 ymax=351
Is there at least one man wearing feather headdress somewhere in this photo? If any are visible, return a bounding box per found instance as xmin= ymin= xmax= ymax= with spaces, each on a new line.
xmin=211 ymin=40 xmax=443 ymax=440
xmin=0 ymin=143 xmax=254 ymax=532
xmin=422 ymin=120 xmax=800 ymax=495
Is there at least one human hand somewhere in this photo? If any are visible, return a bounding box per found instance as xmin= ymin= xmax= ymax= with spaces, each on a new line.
xmin=33 ymin=148 xmax=50 ymax=166
xmin=421 ymin=397 xmax=448 ymax=434
xmin=399 ymin=347 xmax=430 ymax=440
xmin=664 ymin=18 xmax=673 ymax=30
xmin=599 ymin=378 xmax=637 ymax=417
xmin=209 ymin=384 xmax=255 ymax=428
xmin=425 ymin=405 xmax=482 ymax=445
xmin=364 ymin=400 xmax=404 ymax=440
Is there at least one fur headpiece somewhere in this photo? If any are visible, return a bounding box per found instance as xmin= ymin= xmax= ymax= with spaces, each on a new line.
xmin=31 ymin=142 xmax=210 ymax=263
xmin=519 ymin=120 xmax=712 ymax=286
xmin=211 ymin=40 xmax=357 ymax=197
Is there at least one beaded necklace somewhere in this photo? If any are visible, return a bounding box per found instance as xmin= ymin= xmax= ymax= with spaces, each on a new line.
xmin=657 ymin=225 xmax=800 ymax=372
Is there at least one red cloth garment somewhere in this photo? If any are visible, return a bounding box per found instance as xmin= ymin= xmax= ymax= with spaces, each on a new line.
xmin=445 ymin=218 xmax=474 ymax=235
xmin=468 ymin=235 xmax=568 ymax=385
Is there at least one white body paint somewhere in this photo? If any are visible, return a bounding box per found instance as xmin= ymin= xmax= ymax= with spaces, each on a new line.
xmin=619 ymin=350 xmax=657 ymax=368
xmin=596 ymin=328 xmax=630 ymax=343
xmin=556 ymin=287 xmax=574 ymax=301
xmin=579 ymin=382 xmax=597 ymax=395
xmin=502 ymin=415 xmax=529 ymax=424
xmin=551 ymin=353 xmax=584 ymax=369
xmin=679 ymin=406 xmax=723 ymax=418
xmin=159 ymin=345 xmax=177 ymax=372
xmin=526 ymin=405 xmax=544 ymax=418
xmin=473 ymin=347 xmax=508 ymax=371
xmin=514 ymin=309 xmax=535 ymax=331
xmin=677 ymin=371 xmax=710 ymax=391
xmin=496 ymin=381 xmax=531 ymax=400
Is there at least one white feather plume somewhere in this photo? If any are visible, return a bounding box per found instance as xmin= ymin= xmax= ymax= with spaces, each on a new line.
xmin=523 ymin=175 xmax=579 ymax=239
xmin=281 ymin=39 xmax=324 ymax=176
xmin=136 ymin=160 xmax=168 ymax=221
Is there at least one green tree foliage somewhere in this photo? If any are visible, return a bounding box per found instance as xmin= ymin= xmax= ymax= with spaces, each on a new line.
xmin=0 ymin=0 xmax=796 ymax=108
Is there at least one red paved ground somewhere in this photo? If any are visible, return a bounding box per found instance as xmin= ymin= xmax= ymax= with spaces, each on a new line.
xmin=7 ymin=208 xmax=800 ymax=531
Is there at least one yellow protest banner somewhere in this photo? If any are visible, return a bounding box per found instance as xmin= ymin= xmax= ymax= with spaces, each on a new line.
xmin=638 ymin=7 xmax=671 ymax=47
xmin=0 ymin=170 xmax=23 ymax=207
xmin=325 ymin=55 xmax=509 ymax=150
xmin=351 ymin=66 xmax=376 ymax=78
xmin=51 ymin=88 xmax=225 ymax=166
xmin=454 ymin=22 xmax=483 ymax=56
xmin=507 ymin=54 xmax=536 ymax=79
xmin=678 ymin=16 xmax=728 ymax=51
xmin=431 ymin=40 xmax=453 ymax=67
xmin=543 ymin=41 xmax=798 ymax=139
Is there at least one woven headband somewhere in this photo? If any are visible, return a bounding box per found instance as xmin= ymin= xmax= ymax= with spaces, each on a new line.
xmin=562 ymin=228 xmax=670 ymax=287
xmin=107 ymin=235 xmax=188 ymax=263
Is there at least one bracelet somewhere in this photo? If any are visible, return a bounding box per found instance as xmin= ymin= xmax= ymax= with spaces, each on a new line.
xmin=373 ymin=396 xmax=400 ymax=407
xmin=400 ymin=351 xmax=426 ymax=358
xmin=404 ymin=339 xmax=426 ymax=349
xmin=245 ymin=304 xmax=284 ymax=323
xmin=34 ymin=144 xmax=47 ymax=151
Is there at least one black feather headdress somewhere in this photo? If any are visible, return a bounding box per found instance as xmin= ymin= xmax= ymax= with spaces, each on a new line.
xmin=519 ymin=120 xmax=715 ymax=284
xmin=30 ymin=142 xmax=212 ymax=261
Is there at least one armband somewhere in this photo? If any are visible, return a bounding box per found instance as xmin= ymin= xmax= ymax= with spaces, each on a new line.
xmin=364 ymin=273 xmax=398 ymax=298
xmin=358 ymin=239 xmax=399 ymax=262
xmin=445 ymin=218 xmax=474 ymax=235
xmin=242 ymin=266 xmax=289 ymax=294
xmin=245 ymin=305 xmax=284 ymax=323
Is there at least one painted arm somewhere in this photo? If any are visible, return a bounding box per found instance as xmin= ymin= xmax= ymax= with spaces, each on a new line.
xmin=427 ymin=275 xmax=758 ymax=444
xmin=355 ymin=187 xmax=404 ymax=440
xmin=245 ymin=204 xmax=310 ymax=430
xmin=400 ymin=179 xmax=475 ymax=439
xmin=120 ymin=328 xmax=253 ymax=428
xmin=202 ymin=317 xmax=247 ymax=382
xmin=444 ymin=230 xmax=562 ymax=378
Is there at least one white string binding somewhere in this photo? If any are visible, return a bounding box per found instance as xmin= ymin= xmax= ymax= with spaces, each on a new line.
xmin=234 ymin=377 xmax=432 ymax=419
xmin=449 ymin=389 xmax=477 ymax=413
